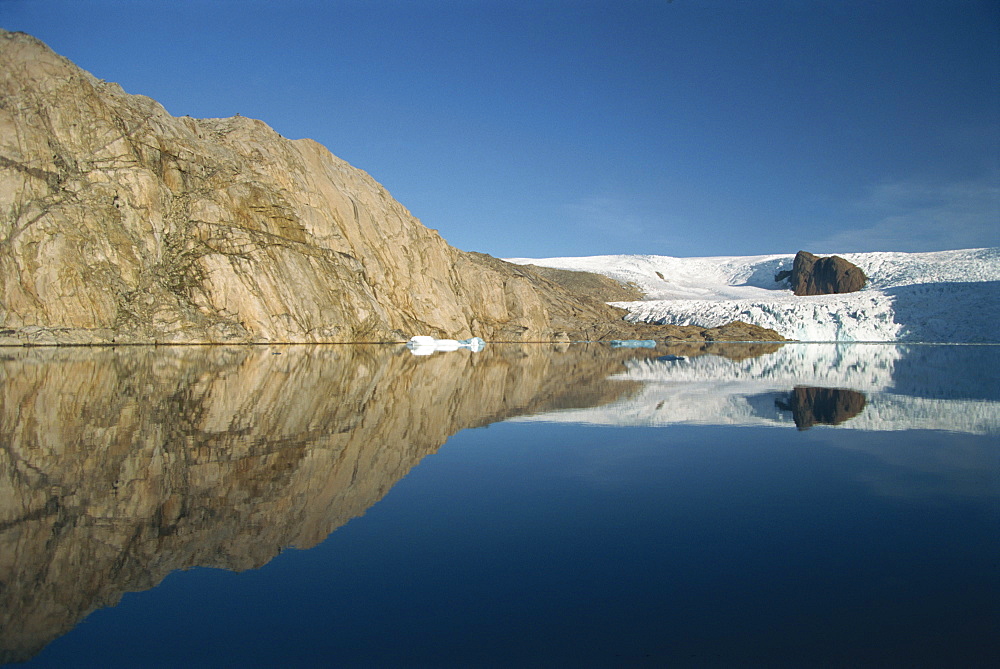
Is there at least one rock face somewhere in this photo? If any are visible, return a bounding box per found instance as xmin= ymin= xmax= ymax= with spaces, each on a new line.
xmin=789 ymin=251 xmax=868 ymax=296
xmin=0 ymin=30 xmax=668 ymax=344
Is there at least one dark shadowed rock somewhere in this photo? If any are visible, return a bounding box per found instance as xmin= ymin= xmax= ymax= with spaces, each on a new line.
xmin=791 ymin=251 xmax=868 ymax=296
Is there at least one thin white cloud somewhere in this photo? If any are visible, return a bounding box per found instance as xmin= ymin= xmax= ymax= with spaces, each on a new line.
xmin=810 ymin=177 xmax=1000 ymax=253
xmin=562 ymin=196 xmax=682 ymax=251
xmin=565 ymin=197 xmax=646 ymax=235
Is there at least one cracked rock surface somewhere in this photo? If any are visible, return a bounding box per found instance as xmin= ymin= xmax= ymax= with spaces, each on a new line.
xmin=0 ymin=31 xmax=636 ymax=344
xmin=0 ymin=30 xmax=784 ymax=345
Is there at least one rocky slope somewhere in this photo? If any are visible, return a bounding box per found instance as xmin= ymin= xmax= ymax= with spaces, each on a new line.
xmin=0 ymin=30 xmax=783 ymax=345
xmin=517 ymin=263 xmax=645 ymax=302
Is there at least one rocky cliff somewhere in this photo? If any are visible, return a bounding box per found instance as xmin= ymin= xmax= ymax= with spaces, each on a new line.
xmin=0 ymin=30 xmax=785 ymax=345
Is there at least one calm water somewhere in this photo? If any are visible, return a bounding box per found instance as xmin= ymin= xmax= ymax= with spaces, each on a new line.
xmin=1 ymin=343 xmax=997 ymax=667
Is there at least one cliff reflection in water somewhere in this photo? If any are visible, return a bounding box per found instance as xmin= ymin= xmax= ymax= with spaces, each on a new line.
xmin=0 ymin=343 xmax=646 ymax=663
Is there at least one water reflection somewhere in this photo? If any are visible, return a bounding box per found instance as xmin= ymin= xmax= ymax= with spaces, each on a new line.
xmin=0 ymin=343 xmax=652 ymax=663
xmin=1 ymin=341 xmax=996 ymax=664
xmin=516 ymin=343 xmax=1000 ymax=433
xmin=775 ymin=387 xmax=868 ymax=430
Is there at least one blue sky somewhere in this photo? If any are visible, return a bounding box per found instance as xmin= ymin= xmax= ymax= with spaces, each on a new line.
xmin=3 ymin=0 xmax=998 ymax=258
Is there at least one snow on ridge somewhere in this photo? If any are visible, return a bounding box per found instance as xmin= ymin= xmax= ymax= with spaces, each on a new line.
xmin=506 ymin=248 xmax=1000 ymax=342
xmin=841 ymin=247 xmax=1000 ymax=289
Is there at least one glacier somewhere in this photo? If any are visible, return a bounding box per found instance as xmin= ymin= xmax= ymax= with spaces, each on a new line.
xmin=507 ymin=248 xmax=1000 ymax=342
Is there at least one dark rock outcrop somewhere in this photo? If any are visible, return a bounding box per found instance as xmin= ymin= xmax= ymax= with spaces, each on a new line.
xmin=790 ymin=251 xmax=868 ymax=296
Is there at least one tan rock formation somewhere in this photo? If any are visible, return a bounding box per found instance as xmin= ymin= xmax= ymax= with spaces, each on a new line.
xmin=0 ymin=31 xmax=622 ymax=344
xmin=0 ymin=31 xmax=787 ymax=345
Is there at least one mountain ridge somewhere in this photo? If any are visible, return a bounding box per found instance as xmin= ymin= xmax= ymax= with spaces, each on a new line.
xmin=0 ymin=30 xmax=786 ymax=345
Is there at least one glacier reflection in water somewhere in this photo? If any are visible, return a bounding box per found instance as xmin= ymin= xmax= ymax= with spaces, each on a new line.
xmin=513 ymin=343 xmax=1000 ymax=433
xmin=1 ymin=342 xmax=997 ymax=667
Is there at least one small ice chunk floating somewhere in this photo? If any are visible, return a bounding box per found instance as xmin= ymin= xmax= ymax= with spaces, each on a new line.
xmin=609 ymin=339 xmax=657 ymax=349
xmin=406 ymin=336 xmax=486 ymax=356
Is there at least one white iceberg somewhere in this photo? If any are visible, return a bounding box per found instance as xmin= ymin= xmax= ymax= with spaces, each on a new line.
xmin=406 ymin=336 xmax=486 ymax=356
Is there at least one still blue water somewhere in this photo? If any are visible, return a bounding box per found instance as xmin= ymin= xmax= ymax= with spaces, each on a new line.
xmin=1 ymin=343 xmax=997 ymax=667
